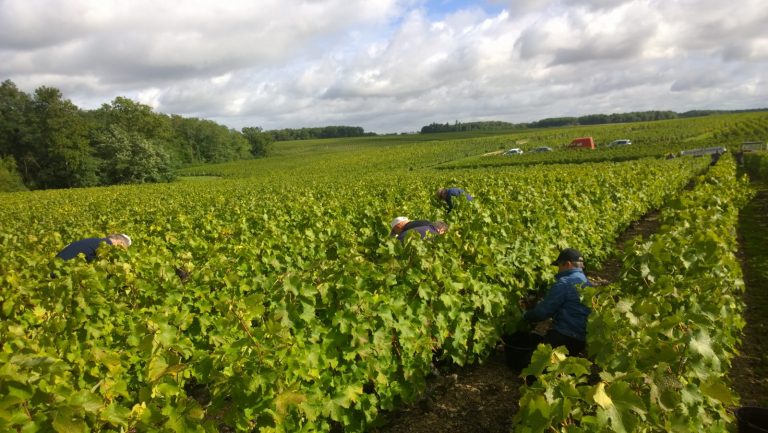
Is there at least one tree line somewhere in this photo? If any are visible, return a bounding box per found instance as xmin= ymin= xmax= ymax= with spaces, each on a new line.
xmin=528 ymin=111 xmax=681 ymax=128
xmin=421 ymin=109 xmax=768 ymax=133
xmin=266 ymin=126 xmax=374 ymax=141
xmin=420 ymin=121 xmax=524 ymax=134
xmin=0 ymin=79 xmax=276 ymax=191
xmin=0 ymin=79 xmax=380 ymax=192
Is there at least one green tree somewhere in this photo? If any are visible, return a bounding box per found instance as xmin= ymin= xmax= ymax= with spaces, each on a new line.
xmin=168 ymin=115 xmax=196 ymax=163
xmin=27 ymin=86 xmax=98 ymax=188
xmin=172 ymin=117 xmax=250 ymax=163
xmin=93 ymin=125 xmax=175 ymax=184
xmin=89 ymin=97 xmax=183 ymax=161
xmin=579 ymin=114 xmax=609 ymax=125
xmin=0 ymin=80 xmax=32 ymax=161
xmin=241 ymin=126 xmax=272 ymax=157
xmin=0 ymin=155 xmax=27 ymax=192
xmin=93 ymin=97 xmax=172 ymax=140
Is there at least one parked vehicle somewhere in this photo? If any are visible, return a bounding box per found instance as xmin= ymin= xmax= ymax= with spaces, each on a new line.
xmin=503 ymin=148 xmax=524 ymax=155
xmin=679 ymin=146 xmax=726 ymax=157
xmin=532 ymin=146 xmax=553 ymax=152
xmin=741 ymin=141 xmax=767 ymax=152
xmin=567 ymin=137 xmax=595 ymax=149
xmin=608 ymin=139 xmax=632 ymax=147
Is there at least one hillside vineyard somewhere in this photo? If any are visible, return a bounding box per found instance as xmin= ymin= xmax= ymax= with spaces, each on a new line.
xmin=1 ymin=112 xmax=767 ymax=431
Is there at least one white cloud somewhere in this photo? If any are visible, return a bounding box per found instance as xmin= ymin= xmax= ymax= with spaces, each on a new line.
xmin=0 ymin=0 xmax=766 ymax=133
xmin=0 ymin=0 xmax=97 ymax=50
xmin=137 ymin=88 xmax=162 ymax=109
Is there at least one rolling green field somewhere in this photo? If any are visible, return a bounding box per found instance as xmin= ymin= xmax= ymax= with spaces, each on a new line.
xmin=1 ymin=112 xmax=767 ymax=432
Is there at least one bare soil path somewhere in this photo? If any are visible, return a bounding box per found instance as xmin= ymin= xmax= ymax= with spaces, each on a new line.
xmin=731 ymin=179 xmax=768 ymax=408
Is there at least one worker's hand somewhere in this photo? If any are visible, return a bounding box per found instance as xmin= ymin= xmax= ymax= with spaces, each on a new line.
xmin=515 ymin=318 xmax=532 ymax=333
xmin=532 ymin=318 xmax=553 ymax=336
xmin=518 ymin=293 xmax=538 ymax=310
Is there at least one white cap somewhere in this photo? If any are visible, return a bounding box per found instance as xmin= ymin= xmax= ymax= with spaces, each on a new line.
xmin=118 ymin=233 xmax=132 ymax=246
xmin=390 ymin=216 xmax=409 ymax=229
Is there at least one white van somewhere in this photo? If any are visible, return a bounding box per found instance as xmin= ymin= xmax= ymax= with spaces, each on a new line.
xmin=608 ymin=139 xmax=632 ymax=147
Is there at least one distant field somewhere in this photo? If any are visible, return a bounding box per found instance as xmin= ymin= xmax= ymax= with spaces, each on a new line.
xmin=176 ymin=175 xmax=223 ymax=181
xmin=178 ymin=111 xmax=768 ymax=177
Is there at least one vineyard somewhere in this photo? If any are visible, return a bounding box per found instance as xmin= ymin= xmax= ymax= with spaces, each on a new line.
xmin=1 ymin=112 xmax=767 ymax=432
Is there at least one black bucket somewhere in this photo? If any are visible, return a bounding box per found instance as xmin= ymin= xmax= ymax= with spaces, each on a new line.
xmin=502 ymin=332 xmax=543 ymax=371
xmin=736 ymin=407 xmax=768 ymax=433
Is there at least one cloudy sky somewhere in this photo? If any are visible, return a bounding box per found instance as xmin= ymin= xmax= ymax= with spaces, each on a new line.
xmin=1 ymin=0 xmax=766 ymax=133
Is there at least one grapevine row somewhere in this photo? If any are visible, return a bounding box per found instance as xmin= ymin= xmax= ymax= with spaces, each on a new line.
xmin=514 ymin=155 xmax=753 ymax=432
xmin=0 ymin=158 xmax=707 ymax=432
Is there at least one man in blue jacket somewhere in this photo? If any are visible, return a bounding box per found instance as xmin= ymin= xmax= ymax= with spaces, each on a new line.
xmin=523 ymin=247 xmax=592 ymax=355
xmin=436 ymin=187 xmax=473 ymax=212
xmin=56 ymin=233 xmax=132 ymax=262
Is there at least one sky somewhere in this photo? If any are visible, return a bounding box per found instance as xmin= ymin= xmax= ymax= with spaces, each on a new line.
xmin=1 ymin=0 xmax=766 ymax=134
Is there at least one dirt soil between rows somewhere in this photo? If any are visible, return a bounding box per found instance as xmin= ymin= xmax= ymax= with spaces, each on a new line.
xmin=730 ymin=179 xmax=768 ymax=409
xmin=371 ymin=211 xmax=662 ymax=433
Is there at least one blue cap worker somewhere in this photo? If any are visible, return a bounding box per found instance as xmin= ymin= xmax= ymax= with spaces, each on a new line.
xmin=56 ymin=233 xmax=132 ymax=262
xmin=523 ymin=248 xmax=592 ymax=355
xmin=436 ymin=187 xmax=473 ymax=212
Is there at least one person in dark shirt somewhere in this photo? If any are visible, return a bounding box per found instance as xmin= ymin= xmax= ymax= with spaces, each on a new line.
xmin=504 ymin=247 xmax=593 ymax=371
xmin=56 ymin=233 xmax=132 ymax=262
xmin=389 ymin=217 xmax=434 ymax=237
xmin=523 ymin=248 xmax=592 ymax=355
xmin=436 ymin=187 xmax=473 ymax=212
xmin=390 ymin=216 xmax=409 ymax=236
xmin=710 ymin=150 xmax=724 ymax=166
xmin=396 ymin=221 xmax=448 ymax=242
xmin=734 ymin=150 xmax=745 ymax=167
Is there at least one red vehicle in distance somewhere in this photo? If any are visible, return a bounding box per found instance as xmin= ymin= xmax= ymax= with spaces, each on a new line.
xmin=567 ymin=137 xmax=595 ymax=149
